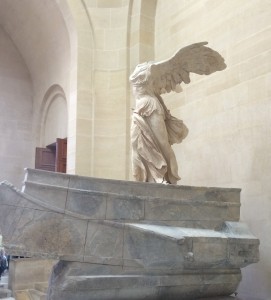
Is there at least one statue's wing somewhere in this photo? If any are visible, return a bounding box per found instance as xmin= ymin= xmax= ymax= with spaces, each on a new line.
xmin=150 ymin=42 xmax=226 ymax=94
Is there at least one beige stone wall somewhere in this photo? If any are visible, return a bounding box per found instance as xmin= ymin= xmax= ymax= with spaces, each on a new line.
xmin=0 ymin=0 xmax=74 ymax=184
xmin=66 ymin=0 xmax=156 ymax=179
xmin=0 ymin=1 xmax=270 ymax=297
xmin=0 ymin=25 xmax=34 ymax=188
xmin=24 ymin=1 xmax=72 ymax=153
xmin=66 ymin=0 xmax=131 ymax=179
xmin=65 ymin=0 xmax=94 ymax=175
xmin=83 ymin=0 xmax=130 ymax=179
xmin=155 ymin=0 xmax=271 ymax=298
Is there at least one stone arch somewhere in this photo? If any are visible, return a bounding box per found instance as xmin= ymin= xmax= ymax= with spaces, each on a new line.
xmin=39 ymin=85 xmax=68 ymax=147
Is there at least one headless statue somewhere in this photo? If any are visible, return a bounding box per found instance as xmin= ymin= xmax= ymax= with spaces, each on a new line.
xmin=130 ymin=42 xmax=226 ymax=184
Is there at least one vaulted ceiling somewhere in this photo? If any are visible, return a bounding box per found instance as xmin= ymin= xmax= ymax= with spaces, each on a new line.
xmin=0 ymin=0 xmax=72 ymax=90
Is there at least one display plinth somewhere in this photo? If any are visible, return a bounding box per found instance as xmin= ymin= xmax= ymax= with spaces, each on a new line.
xmin=0 ymin=169 xmax=259 ymax=300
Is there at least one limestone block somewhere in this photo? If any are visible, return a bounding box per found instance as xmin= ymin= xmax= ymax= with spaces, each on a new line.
xmin=58 ymin=216 xmax=88 ymax=258
xmin=22 ymin=168 xmax=70 ymax=190
xmin=95 ymin=50 xmax=120 ymax=70
xmin=34 ymin=282 xmax=48 ymax=293
xmin=224 ymin=221 xmax=260 ymax=268
xmin=47 ymin=260 xmax=242 ymax=300
xmin=10 ymin=210 xmax=83 ymax=257
xmin=9 ymin=259 xmax=55 ymax=293
xmin=22 ymin=182 xmax=67 ymax=210
xmin=66 ymin=189 xmax=107 ymax=219
xmin=65 ymin=170 xmax=240 ymax=202
xmin=93 ymin=166 xmax=127 ymax=181
xmin=94 ymin=116 xmax=127 ymax=136
xmin=123 ymin=225 xmax=188 ymax=269
xmin=0 ymin=183 xmax=49 ymax=244
xmin=28 ymin=289 xmax=46 ymax=300
xmin=192 ymin=238 xmax=228 ymax=267
xmin=123 ymin=223 xmax=258 ymax=270
xmin=107 ymin=6 xmax=129 ymax=28
xmin=106 ymin=194 xmax=144 ymax=220
xmin=104 ymin=28 xmax=127 ymax=50
xmin=85 ymin=7 xmax=111 ymax=28
xmin=14 ymin=291 xmax=31 ymax=300
xmin=84 ymin=221 xmax=124 ymax=259
xmin=21 ymin=168 xmax=241 ymax=229
xmin=144 ymin=198 xmax=239 ymax=222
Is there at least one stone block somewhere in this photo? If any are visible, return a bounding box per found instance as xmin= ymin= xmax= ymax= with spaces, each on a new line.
xmin=22 ymin=181 xmax=67 ymax=210
xmin=66 ymin=189 xmax=106 ymax=219
xmin=47 ymin=260 xmax=242 ymax=300
xmin=123 ymin=225 xmax=188 ymax=269
xmin=144 ymin=198 xmax=239 ymax=222
xmin=84 ymin=221 xmax=124 ymax=259
xmin=58 ymin=216 xmax=88 ymax=257
xmin=106 ymin=195 xmax=144 ymax=220
xmin=9 ymin=259 xmax=55 ymax=294
xmin=28 ymin=289 xmax=47 ymax=300
xmin=34 ymin=282 xmax=48 ymax=293
xmin=1 ymin=169 xmax=259 ymax=299
xmin=192 ymin=239 xmax=228 ymax=267
xmin=14 ymin=291 xmax=31 ymax=300
xmin=23 ymin=169 xmax=69 ymax=188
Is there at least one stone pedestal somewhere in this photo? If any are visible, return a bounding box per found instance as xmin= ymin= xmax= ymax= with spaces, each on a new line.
xmin=0 ymin=169 xmax=259 ymax=300
xmin=8 ymin=258 xmax=55 ymax=295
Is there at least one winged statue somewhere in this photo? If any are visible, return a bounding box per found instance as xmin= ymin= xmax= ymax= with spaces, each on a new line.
xmin=130 ymin=42 xmax=226 ymax=184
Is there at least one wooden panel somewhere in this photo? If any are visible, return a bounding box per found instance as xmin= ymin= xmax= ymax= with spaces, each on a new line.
xmin=55 ymin=138 xmax=67 ymax=173
xmin=35 ymin=147 xmax=56 ymax=172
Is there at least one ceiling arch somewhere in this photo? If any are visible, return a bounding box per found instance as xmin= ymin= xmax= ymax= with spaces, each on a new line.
xmin=0 ymin=0 xmax=73 ymax=92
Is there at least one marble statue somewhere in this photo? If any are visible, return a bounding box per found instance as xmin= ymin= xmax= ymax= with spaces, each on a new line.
xmin=130 ymin=42 xmax=226 ymax=184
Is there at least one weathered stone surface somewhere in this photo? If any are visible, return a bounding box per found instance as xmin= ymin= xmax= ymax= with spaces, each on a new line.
xmin=66 ymin=188 xmax=107 ymax=219
xmin=106 ymin=195 xmax=145 ymax=220
xmin=21 ymin=168 xmax=241 ymax=230
xmin=24 ymin=168 xmax=241 ymax=202
xmin=47 ymin=261 xmax=241 ymax=300
xmin=0 ymin=169 xmax=260 ymax=299
xmin=84 ymin=221 xmax=124 ymax=259
xmin=22 ymin=181 xmax=68 ymax=210
xmin=8 ymin=259 xmax=55 ymax=294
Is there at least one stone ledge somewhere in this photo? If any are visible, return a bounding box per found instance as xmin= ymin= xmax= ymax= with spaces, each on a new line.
xmin=24 ymin=168 xmax=241 ymax=202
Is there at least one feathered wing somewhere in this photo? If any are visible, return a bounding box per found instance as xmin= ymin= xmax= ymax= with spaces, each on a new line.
xmin=150 ymin=42 xmax=226 ymax=94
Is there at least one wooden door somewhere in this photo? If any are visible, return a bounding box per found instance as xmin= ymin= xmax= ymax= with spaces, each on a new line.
xmin=35 ymin=138 xmax=67 ymax=173
xmin=35 ymin=147 xmax=56 ymax=171
xmin=55 ymin=138 xmax=67 ymax=173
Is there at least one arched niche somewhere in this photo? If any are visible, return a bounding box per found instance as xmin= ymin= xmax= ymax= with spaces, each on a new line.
xmin=34 ymin=84 xmax=68 ymax=173
xmin=40 ymin=85 xmax=68 ymax=147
